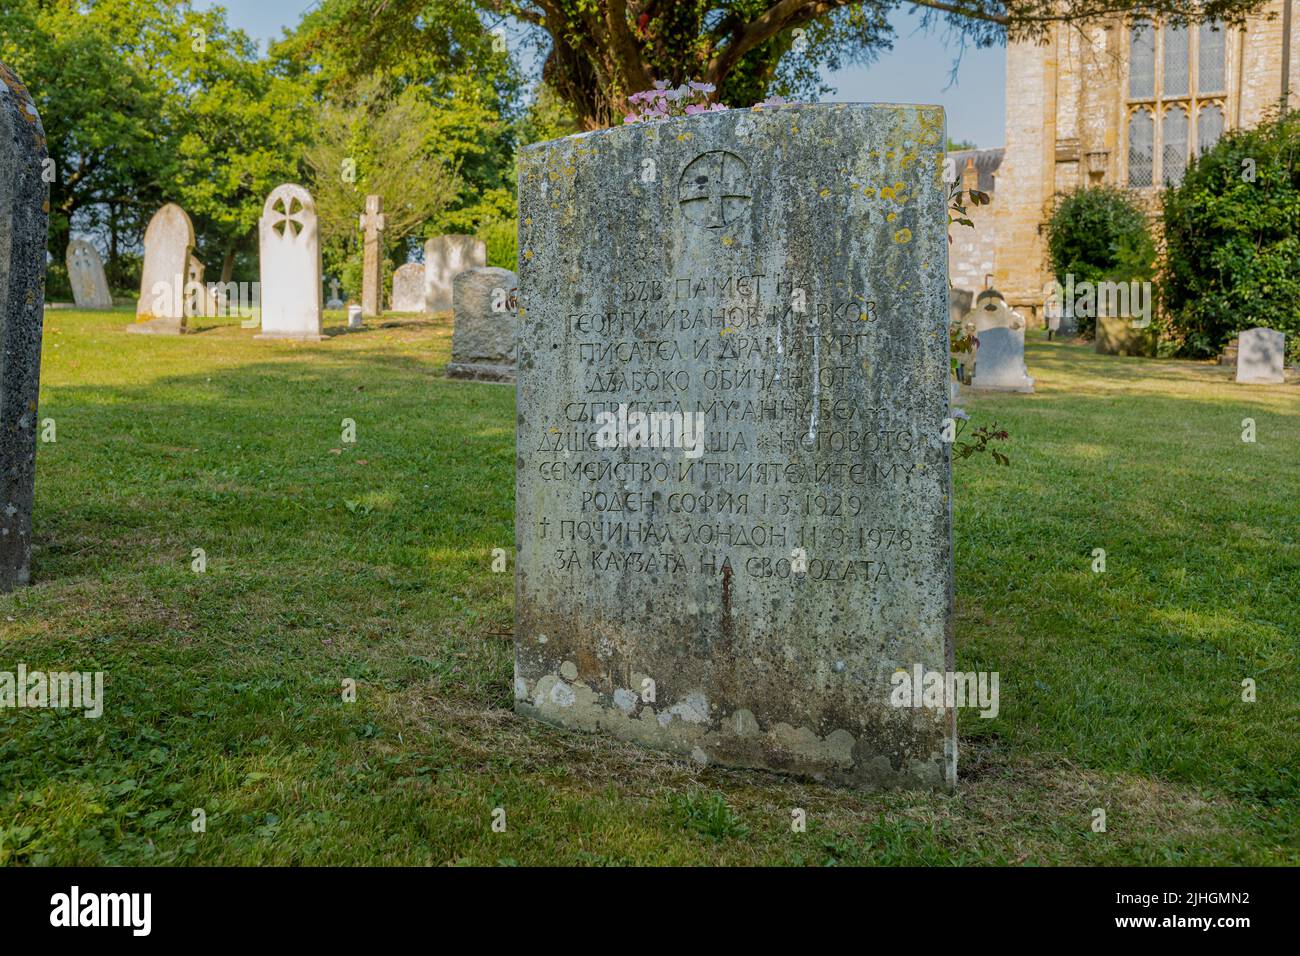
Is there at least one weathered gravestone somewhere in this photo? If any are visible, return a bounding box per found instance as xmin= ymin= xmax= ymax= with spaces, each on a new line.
xmin=1095 ymin=314 xmax=1155 ymax=357
xmin=1235 ymin=327 xmax=1285 ymax=385
xmin=257 ymin=183 xmax=323 ymax=341
xmin=448 ymin=266 xmax=518 ymax=381
xmin=969 ymin=290 xmax=1034 ymax=392
xmin=185 ymin=254 xmax=224 ymax=318
xmin=0 ymin=63 xmax=49 ymax=590
xmin=423 ymin=235 xmax=485 ymax=312
xmin=66 ymin=239 xmax=112 ymax=309
xmin=131 ymin=203 xmax=194 ymax=334
xmin=515 ymin=103 xmax=955 ymax=789
xmin=359 ymin=195 xmax=386 ymax=318
xmin=391 ymin=262 xmax=426 ymax=312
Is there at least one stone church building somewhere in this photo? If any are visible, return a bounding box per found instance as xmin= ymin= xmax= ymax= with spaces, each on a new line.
xmin=949 ymin=5 xmax=1298 ymax=322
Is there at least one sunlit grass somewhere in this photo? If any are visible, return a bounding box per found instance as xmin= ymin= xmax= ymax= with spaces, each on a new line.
xmin=0 ymin=314 xmax=1295 ymax=865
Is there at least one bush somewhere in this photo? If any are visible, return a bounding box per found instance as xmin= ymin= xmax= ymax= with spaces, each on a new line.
xmin=478 ymin=219 xmax=517 ymax=271
xmin=1046 ymin=186 xmax=1156 ymax=339
xmin=1161 ymin=109 xmax=1300 ymax=362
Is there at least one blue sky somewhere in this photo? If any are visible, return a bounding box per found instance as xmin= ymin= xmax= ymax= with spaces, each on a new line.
xmin=198 ymin=1 xmax=1006 ymax=146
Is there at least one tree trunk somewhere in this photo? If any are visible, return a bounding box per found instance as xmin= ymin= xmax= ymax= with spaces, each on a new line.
xmin=220 ymin=241 xmax=236 ymax=285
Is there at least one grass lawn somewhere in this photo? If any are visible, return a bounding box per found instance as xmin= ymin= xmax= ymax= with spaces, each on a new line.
xmin=1 ymin=307 xmax=1296 ymax=865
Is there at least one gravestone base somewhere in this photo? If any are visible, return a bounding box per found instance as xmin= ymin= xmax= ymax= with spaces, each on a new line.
xmin=968 ymin=380 xmax=1034 ymax=394
xmin=128 ymin=318 xmax=191 ymax=335
xmin=254 ymin=330 xmax=325 ymax=342
xmin=446 ymin=361 xmax=514 ymax=382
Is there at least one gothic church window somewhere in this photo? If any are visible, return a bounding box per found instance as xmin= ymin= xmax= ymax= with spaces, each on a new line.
xmin=1128 ymin=110 xmax=1154 ymax=187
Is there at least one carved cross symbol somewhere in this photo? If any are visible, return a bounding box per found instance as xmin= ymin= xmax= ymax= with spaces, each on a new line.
xmin=270 ymin=194 xmax=308 ymax=239
xmin=678 ymin=150 xmax=752 ymax=229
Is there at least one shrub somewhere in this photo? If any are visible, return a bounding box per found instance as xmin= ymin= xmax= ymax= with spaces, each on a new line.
xmin=478 ymin=219 xmax=517 ymax=271
xmin=1046 ymin=186 xmax=1156 ymax=338
xmin=1161 ymin=109 xmax=1300 ymax=362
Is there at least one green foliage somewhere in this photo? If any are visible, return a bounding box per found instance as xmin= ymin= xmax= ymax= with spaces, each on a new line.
xmin=1 ymin=0 xmax=309 ymax=288
xmin=669 ymin=791 xmax=749 ymax=840
xmin=1160 ymin=109 xmax=1300 ymax=362
xmin=284 ymin=0 xmax=520 ymax=238
xmin=1046 ymin=187 xmax=1156 ymax=338
xmin=303 ymin=77 xmax=462 ymax=298
xmin=478 ymin=220 xmax=518 ymax=272
xmin=517 ymin=81 xmax=581 ymax=146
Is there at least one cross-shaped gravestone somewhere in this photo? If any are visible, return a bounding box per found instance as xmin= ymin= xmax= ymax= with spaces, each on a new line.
xmin=359 ymin=195 xmax=386 ymax=318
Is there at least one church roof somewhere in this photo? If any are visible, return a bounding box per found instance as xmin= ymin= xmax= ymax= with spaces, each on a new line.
xmin=945 ymin=147 xmax=1004 ymax=194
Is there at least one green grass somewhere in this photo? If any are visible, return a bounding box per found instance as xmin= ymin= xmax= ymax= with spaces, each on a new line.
xmin=1 ymin=309 xmax=1296 ymax=865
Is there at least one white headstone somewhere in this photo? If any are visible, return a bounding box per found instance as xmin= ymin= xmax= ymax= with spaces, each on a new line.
xmin=66 ymin=239 xmax=112 ymax=310
xmin=970 ymin=291 xmax=1034 ymax=392
xmin=257 ymin=183 xmax=323 ymax=341
xmin=131 ymin=203 xmax=194 ymax=334
xmin=1235 ymin=327 xmax=1285 ymax=385
xmin=423 ymin=235 xmax=485 ymax=312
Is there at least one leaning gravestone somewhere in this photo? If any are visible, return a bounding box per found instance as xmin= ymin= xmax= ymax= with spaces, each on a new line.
xmin=423 ymin=235 xmax=485 ymax=312
xmin=447 ymin=266 xmax=518 ymax=381
xmin=131 ymin=203 xmax=194 ymax=334
xmin=0 ymin=63 xmax=49 ymax=590
xmin=969 ymin=290 xmax=1034 ymax=392
xmin=66 ymin=239 xmax=112 ymax=309
xmin=256 ymin=183 xmax=323 ymax=341
xmin=515 ymin=103 xmax=955 ymax=789
xmin=390 ymin=262 xmax=426 ymax=312
xmin=1235 ymin=327 xmax=1285 ymax=385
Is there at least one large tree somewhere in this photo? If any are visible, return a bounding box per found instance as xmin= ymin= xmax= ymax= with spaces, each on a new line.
xmin=315 ymin=0 xmax=1275 ymax=130
xmin=0 ymin=0 xmax=309 ymax=288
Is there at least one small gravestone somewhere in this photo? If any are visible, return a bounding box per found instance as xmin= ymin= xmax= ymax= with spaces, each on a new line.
xmin=515 ymin=103 xmax=954 ymax=789
xmin=423 ymin=235 xmax=485 ymax=312
xmin=359 ymin=195 xmax=386 ymax=318
xmin=969 ymin=290 xmax=1034 ymax=392
xmin=1095 ymin=314 xmax=1155 ymax=357
xmin=447 ymin=266 xmax=517 ymax=381
xmin=66 ymin=239 xmax=112 ymax=309
xmin=0 ymin=63 xmax=49 ymax=590
xmin=1236 ymin=327 xmax=1285 ymax=384
xmin=256 ymin=183 xmax=323 ymax=341
xmin=185 ymin=254 xmax=223 ymax=318
xmin=391 ymin=262 xmax=426 ymax=312
xmin=131 ymin=203 xmax=194 ymax=334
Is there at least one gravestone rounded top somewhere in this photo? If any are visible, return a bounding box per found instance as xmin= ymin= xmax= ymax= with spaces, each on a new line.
xmin=260 ymin=183 xmax=317 ymax=238
xmin=144 ymin=203 xmax=195 ymax=248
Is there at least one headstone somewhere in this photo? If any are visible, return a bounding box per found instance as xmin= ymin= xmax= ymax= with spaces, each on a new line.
xmin=0 ymin=63 xmax=49 ymax=590
xmin=447 ymin=267 xmax=518 ymax=381
xmin=66 ymin=239 xmax=112 ymax=309
xmin=184 ymin=254 xmax=222 ymax=318
xmin=1095 ymin=314 xmax=1155 ymax=356
xmin=256 ymin=183 xmax=323 ymax=341
xmin=130 ymin=203 xmax=194 ymax=334
xmin=423 ymin=235 xmax=485 ymax=312
xmin=347 ymin=304 xmax=363 ymax=329
xmin=948 ymin=287 xmax=972 ymax=328
xmin=969 ymin=290 xmax=1034 ymax=392
xmin=359 ymin=194 xmax=386 ymax=318
xmin=1235 ymin=327 xmax=1285 ymax=384
xmin=390 ymin=262 xmax=426 ymax=312
xmin=515 ymin=103 xmax=955 ymax=789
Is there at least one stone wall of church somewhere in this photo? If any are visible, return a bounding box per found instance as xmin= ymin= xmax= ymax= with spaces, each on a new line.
xmin=994 ymin=5 xmax=1297 ymax=323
